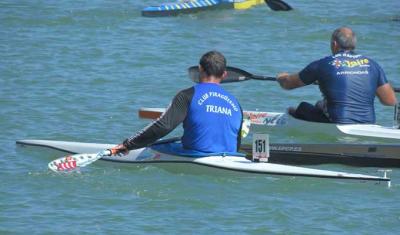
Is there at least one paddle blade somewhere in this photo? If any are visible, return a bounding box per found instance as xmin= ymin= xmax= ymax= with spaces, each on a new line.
xmin=224 ymin=67 xmax=254 ymax=83
xmin=188 ymin=66 xmax=252 ymax=84
xmin=265 ymin=0 xmax=292 ymax=11
xmin=48 ymin=150 xmax=110 ymax=172
xmin=188 ymin=66 xmax=200 ymax=83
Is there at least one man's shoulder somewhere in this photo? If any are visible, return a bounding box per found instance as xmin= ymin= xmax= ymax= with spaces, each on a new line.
xmin=302 ymin=56 xmax=331 ymax=73
xmin=178 ymin=86 xmax=195 ymax=95
xmin=174 ymin=86 xmax=195 ymax=102
xmin=308 ymin=55 xmax=333 ymax=66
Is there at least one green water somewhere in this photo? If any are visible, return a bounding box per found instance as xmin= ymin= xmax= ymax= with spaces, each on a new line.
xmin=1 ymin=0 xmax=400 ymax=234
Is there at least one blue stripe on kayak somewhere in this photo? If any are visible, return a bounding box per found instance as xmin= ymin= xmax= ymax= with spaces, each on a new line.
xmin=143 ymin=0 xmax=225 ymax=14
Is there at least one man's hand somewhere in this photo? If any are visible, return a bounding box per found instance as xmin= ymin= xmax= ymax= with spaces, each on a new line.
xmin=276 ymin=72 xmax=290 ymax=89
xmin=276 ymin=72 xmax=305 ymax=90
xmin=109 ymin=144 xmax=129 ymax=156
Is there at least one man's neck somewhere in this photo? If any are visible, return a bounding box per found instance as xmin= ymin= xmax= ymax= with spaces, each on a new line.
xmin=199 ymin=76 xmax=221 ymax=84
xmin=333 ymin=49 xmax=354 ymax=55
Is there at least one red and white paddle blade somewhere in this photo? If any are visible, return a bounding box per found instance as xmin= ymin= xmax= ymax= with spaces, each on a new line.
xmin=48 ymin=151 xmax=108 ymax=172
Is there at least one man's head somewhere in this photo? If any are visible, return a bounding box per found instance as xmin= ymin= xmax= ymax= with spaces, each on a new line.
xmin=199 ymin=51 xmax=227 ymax=82
xmin=331 ymin=27 xmax=357 ymax=54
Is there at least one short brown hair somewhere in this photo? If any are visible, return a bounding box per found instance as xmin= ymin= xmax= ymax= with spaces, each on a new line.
xmin=199 ymin=51 xmax=226 ymax=77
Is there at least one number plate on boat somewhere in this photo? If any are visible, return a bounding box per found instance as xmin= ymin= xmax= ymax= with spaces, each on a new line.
xmin=252 ymin=133 xmax=269 ymax=162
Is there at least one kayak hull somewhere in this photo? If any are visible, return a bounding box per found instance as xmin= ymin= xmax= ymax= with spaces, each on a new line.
xmin=142 ymin=0 xmax=233 ymax=17
xmin=16 ymin=139 xmax=390 ymax=181
xmin=139 ymin=107 xmax=400 ymax=141
xmin=141 ymin=0 xmax=264 ymax=17
xmin=241 ymin=143 xmax=400 ymax=168
xmin=248 ymin=111 xmax=400 ymax=141
xmin=17 ymin=139 xmax=400 ymax=168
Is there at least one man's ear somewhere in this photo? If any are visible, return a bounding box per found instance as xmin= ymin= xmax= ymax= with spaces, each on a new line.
xmin=331 ymin=40 xmax=339 ymax=54
xmin=221 ymin=70 xmax=227 ymax=80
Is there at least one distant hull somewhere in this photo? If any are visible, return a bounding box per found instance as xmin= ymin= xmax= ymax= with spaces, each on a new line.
xmin=142 ymin=0 xmax=264 ymax=17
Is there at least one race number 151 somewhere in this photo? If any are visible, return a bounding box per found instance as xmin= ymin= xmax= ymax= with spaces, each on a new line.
xmin=252 ymin=133 xmax=269 ymax=162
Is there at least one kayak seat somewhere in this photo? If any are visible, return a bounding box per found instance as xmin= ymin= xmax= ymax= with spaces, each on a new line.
xmin=151 ymin=142 xmax=246 ymax=158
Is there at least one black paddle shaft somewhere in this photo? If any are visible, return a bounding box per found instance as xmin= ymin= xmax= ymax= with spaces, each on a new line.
xmin=188 ymin=65 xmax=399 ymax=92
xmin=188 ymin=66 xmax=276 ymax=83
xmin=225 ymin=67 xmax=276 ymax=82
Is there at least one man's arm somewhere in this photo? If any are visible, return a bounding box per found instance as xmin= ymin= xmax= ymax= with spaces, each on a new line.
xmin=376 ymin=83 xmax=397 ymax=106
xmin=276 ymin=72 xmax=306 ymax=90
xmin=122 ymin=88 xmax=193 ymax=150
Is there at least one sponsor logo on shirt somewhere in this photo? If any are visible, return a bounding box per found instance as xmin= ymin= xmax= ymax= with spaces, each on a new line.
xmin=330 ymin=58 xmax=370 ymax=68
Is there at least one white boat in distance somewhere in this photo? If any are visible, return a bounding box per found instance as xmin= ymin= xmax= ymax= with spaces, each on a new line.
xmin=138 ymin=107 xmax=400 ymax=140
xmin=16 ymin=139 xmax=390 ymax=182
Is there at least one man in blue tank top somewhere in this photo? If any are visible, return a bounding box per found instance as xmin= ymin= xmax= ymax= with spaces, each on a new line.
xmin=110 ymin=51 xmax=243 ymax=155
xmin=276 ymin=27 xmax=397 ymax=124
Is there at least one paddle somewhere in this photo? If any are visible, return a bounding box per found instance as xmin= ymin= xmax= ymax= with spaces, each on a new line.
xmin=265 ymin=0 xmax=292 ymax=11
xmin=48 ymin=137 xmax=183 ymax=172
xmin=188 ymin=66 xmax=400 ymax=92
xmin=48 ymin=150 xmax=111 ymax=172
xmin=188 ymin=66 xmax=276 ymax=84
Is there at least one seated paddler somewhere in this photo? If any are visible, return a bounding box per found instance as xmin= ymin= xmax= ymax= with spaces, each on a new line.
xmin=276 ymin=26 xmax=397 ymax=124
xmin=109 ymin=50 xmax=244 ymax=156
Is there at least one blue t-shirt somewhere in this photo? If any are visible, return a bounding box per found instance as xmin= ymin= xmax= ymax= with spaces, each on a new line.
xmin=182 ymin=83 xmax=242 ymax=153
xmin=299 ymin=51 xmax=388 ymax=124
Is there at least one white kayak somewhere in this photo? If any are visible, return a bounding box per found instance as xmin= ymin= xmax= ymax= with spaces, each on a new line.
xmin=16 ymin=139 xmax=390 ymax=182
xmin=139 ymin=107 xmax=400 ymax=140
xmin=139 ymin=107 xmax=400 ymax=167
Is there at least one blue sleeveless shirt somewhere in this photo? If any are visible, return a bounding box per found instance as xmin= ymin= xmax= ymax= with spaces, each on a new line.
xmin=299 ymin=51 xmax=388 ymax=124
xmin=182 ymin=83 xmax=242 ymax=153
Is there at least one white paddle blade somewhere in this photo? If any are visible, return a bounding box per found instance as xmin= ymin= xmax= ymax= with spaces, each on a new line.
xmin=48 ymin=150 xmax=111 ymax=172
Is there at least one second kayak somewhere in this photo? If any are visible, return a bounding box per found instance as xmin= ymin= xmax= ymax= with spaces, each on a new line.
xmin=142 ymin=0 xmax=264 ymax=17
